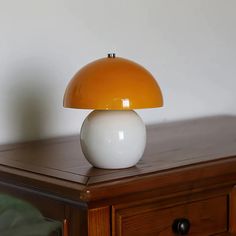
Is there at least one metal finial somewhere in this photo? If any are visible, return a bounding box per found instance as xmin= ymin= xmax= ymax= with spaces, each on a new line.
xmin=108 ymin=53 xmax=116 ymax=58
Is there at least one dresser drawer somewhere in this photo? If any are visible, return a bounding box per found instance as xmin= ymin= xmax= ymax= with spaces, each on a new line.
xmin=113 ymin=195 xmax=227 ymax=236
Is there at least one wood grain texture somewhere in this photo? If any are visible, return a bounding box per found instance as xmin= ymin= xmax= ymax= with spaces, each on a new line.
xmin=0 ymin=116 xmax=236 ymax=235
xmin=114 ymin=196 xmax=227 ymax=236
xmin=65 ymin=205 xmax=87 ymax=236
xmin=88 ymin=206 xmax=110 ymax=236
xmin=230 ymin=186 xmax=236 ymax=234
xmin=0 ymin=116 xmax=236 ymax=202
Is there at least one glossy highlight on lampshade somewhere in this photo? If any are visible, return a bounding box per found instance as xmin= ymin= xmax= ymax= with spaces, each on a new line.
xmin=63 ymin=56 xmax=163 ymax=110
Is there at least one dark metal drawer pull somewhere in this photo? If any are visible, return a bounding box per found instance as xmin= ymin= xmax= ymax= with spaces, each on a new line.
xmin=172 ymin=218 xmax=190 ymax=235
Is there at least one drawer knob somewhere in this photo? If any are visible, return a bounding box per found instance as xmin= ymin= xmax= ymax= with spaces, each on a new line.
xmin=172 ymin=218 xmax=190 ymax=235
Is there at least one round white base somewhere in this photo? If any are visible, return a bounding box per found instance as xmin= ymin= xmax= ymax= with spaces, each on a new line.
xmin=80 ymin=110 xmax=146 ymax=169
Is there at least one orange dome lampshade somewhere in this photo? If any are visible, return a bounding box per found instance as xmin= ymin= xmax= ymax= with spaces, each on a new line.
xmin=63 ymin=54 xmax=163 ymax=169
xmin=63 ymin=54 xmax=163 ymax=110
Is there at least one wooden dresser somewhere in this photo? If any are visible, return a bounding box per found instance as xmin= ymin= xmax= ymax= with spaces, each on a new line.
xmin=0 ymin=116 xmax=236 ymax=235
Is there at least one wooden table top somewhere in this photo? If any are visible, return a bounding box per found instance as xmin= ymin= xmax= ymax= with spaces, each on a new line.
xmin=0 ymin=115 xmax=236 ymax=201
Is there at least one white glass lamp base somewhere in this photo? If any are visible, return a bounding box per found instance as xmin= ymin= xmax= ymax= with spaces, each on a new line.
xmin=80 ymin=110 xmax=146 ymax=169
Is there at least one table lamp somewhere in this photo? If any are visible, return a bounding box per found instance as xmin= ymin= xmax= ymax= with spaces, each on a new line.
xmin=63 ymin=53 xmax=163 ymax=169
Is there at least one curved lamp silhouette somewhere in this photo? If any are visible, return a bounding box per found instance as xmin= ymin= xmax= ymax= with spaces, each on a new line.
xmin=64 ymin=54 xmax=163 ymax=169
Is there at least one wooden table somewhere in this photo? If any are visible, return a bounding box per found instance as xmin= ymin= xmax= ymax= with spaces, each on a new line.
xmin=0 ymin=116 xmax=236 ymax=235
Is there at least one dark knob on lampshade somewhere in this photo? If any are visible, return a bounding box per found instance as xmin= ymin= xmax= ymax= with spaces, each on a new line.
xmin=172 ymin=218 xmax=190 ymax=235
xmin=107 ymin=53 xmax=116 ymax=58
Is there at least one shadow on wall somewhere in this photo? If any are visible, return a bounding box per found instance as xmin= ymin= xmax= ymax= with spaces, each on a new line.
xmin=6 ymin=61 xmax=56 ymax=143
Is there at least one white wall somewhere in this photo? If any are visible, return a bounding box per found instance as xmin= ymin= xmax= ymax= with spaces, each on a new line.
xmin=0 ymin=0 xmax=236 ymax=144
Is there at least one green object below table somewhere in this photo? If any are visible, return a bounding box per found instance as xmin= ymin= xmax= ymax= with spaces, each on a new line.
xmin=0 ymin=194 xmax=61 ymax=236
